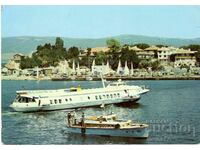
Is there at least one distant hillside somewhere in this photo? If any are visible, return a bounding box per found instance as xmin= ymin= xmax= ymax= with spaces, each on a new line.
xmin=2 ymin=34 xmax=200 ymax=63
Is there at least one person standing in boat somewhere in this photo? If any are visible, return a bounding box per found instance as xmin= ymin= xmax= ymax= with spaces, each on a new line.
xmin=81 ymin=112 xmax=85 ymax=127
xmin=67 ymin=112 xmax=72 ymax=127
xmin=72 ymin=111 xmax=77 ymax=125
xmin=80 ymin=112 xmax=86 ymax=134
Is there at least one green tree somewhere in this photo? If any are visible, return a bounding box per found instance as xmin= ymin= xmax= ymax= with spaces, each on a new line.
xmin=95 ymin=51 xmax=107 ymax=65
xmin=55 ymin=37 xmax=64 ymax=49
xmin=169 ymin=54 xmax=176 ymax=62
xmin=156 ymin=44 xmax=168 ymax=48
xmin=133 ymin=43 xmax=150 ymax=49
xmin=120 ymin=45 xmax=140 ymax=68
xmin=79 ymin=56 xmax=87 ymax=67
xmin=106 ymin=38 xmax=121 ymax=52
xmin=139 ymin=60 xmax=149 ymax=69
xmin=20 ymin=37 xmax=67 ymax=69
xmin=67 ymin=46 xmax=79 ymax=59
xmin=20 ymin=56 xmax=35 ymax=69
xmin=195 ymin=50 xmax=200 ymax=66
xmin=86 ymin=48 xmax=92 ymax=68
xmin=106 ymin=39 xmax=121 ymax=69
xmin=86 ymin=48 xmax=92 ymax=56
xmin=150 ymin=60 xmax=162 ymax=71
xmin=180 ymin=44 xmax=200 ymax=51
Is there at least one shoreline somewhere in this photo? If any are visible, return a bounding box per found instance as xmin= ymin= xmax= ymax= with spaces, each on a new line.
xmin=2 ymin=76 xmax=200 ymax=81
xmin=52 ymin=76 xmax=200 ymax=81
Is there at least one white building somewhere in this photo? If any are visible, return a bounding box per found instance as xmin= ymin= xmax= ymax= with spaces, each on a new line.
xmin=157 ymin=47 xmax=174 ymax=61
xmin=173 ymin=48 xmax=197 ymax=67
xmin=4 ymin=53 xmax=24 ymax=75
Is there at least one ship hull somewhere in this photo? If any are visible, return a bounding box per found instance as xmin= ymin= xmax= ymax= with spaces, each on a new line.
xmin=10 ymin=81 xmax=149 ymax=112
xmin=67 ymin=126 xmax=149 ymax=138
xmin=11 ymin=95 xmax=140 ymax=112
xmin=42 ymin=96 xmax=140 ymax=111
xmin=10 ymin=105 xmax=41 ymax=112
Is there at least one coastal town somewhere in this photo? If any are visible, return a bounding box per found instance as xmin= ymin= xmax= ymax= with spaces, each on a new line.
xmin=2 ymin=38 xmax=200 ymax=81
xmin=2 ymin=5 xmax=200 ymax=145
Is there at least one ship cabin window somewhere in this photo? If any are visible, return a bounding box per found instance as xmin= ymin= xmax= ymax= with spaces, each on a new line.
xmin=114 ymin=94 xmax=117 ymax=98
xmin=70 ymin=88 xmax=77 ymax=92
xmin=65 ymin=99 xmax=68 ymax=102
xmin=99 ymin=95 xmax=102 ymax=99
xmin=88 ymin=96 xmax=90 ymax=100
xmin=59 ymin=99 xmax=62 ymax=103
xmin=110 ymin=94 xmax=113 ymax=98
xmin=32 ymin=97 xmax=36 ymax=102
xmin=54 ymin=99 xmax=57 ymax=104
xmin=95 ymin=96 xmax=98 ymax=100
xmin=69 ymin=98 xmax=72 ymax=101
xmin=117 ymin=93 xmax=120 ymax=97
xmin=118 ymin=83 xmax=125 ymax=86
xmin=110 ymin=83 xmax=117 ymax=86
xmin=16 ymin=95 xmax=20 ymax=100
xmin=18 ymin=97 xmax=35 ymax=103
xmin=50 ymin=100 xmax=53 ymax=104
xmin=103 ymin=95 xmax=106 ymax=99
xmin=25 ymin=97 xmax=29 ymax=103
xmin=106 ymin=94 xmax=109 ymax=98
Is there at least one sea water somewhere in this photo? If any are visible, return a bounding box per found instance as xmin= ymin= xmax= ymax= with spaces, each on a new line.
xmin=1 ymin=80 xmax=200 ymax=144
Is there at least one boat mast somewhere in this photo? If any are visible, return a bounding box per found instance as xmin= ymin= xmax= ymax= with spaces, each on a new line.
xmin=36 ymin=66 xmax=39 ymax=80
xmin=100 ymin=73 xmax=105 ymax=88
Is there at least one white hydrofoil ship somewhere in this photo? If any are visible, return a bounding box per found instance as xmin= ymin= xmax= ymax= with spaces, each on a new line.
xmin=10 ymin=79 xmax=149 ymax=112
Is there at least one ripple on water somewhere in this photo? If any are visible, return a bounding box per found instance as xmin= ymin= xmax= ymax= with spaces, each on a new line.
xmin=2 ymin=80 xmax=200 ymax=144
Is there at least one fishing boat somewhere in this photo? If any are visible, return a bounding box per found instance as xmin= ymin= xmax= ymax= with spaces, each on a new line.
xmin=10 ymin=79 xmax=149 ymax=112
xmin=66 ymin=112 xmax=149 ymax=138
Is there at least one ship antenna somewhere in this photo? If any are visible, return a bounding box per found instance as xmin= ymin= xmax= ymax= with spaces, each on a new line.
xmin=100 ymin=73 xmax=105 ymax=88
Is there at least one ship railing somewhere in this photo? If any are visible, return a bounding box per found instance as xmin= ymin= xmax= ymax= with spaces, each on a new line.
xmin=17 ymin=88 xmax=70 ymax=94
xmin=140 ymin=85 xmax=149 ymax=90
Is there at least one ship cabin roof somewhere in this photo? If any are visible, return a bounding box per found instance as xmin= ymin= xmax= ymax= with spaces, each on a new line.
xmin=86 ymin=114 xmax=117 ymax=121
xmin=83 ymin=117 xmax=132 ymax=128
xmin=107 ymin=79 xmax=126 ymax=87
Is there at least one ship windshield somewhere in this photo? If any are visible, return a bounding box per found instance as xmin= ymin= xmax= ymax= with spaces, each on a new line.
xmin=70 ymin=88 xmax=77 ymax=92
xmin=109 ymin=83 xmax=117 ymax=86
xmin=17 ymin=97 xmax=36 ymax=103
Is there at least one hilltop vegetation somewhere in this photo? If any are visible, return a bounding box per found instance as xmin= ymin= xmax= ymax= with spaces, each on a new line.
xmin=20 ymin=37 xmax=79 ymax=69
xmin=20 ymin=37 xmax=140 ymax=70
xmin=16 ymin=37 xmax=200 ymax=70
xmin=2 ymin=34 xmax=200 ymax=63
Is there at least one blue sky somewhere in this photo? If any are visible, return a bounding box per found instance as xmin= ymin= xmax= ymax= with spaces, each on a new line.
xmin=2 ymin=5 xmax=200 ymax=38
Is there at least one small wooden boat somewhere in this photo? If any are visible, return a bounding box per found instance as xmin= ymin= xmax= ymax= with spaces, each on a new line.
xmin=66 ymin=113 xmax=149 ymax=138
